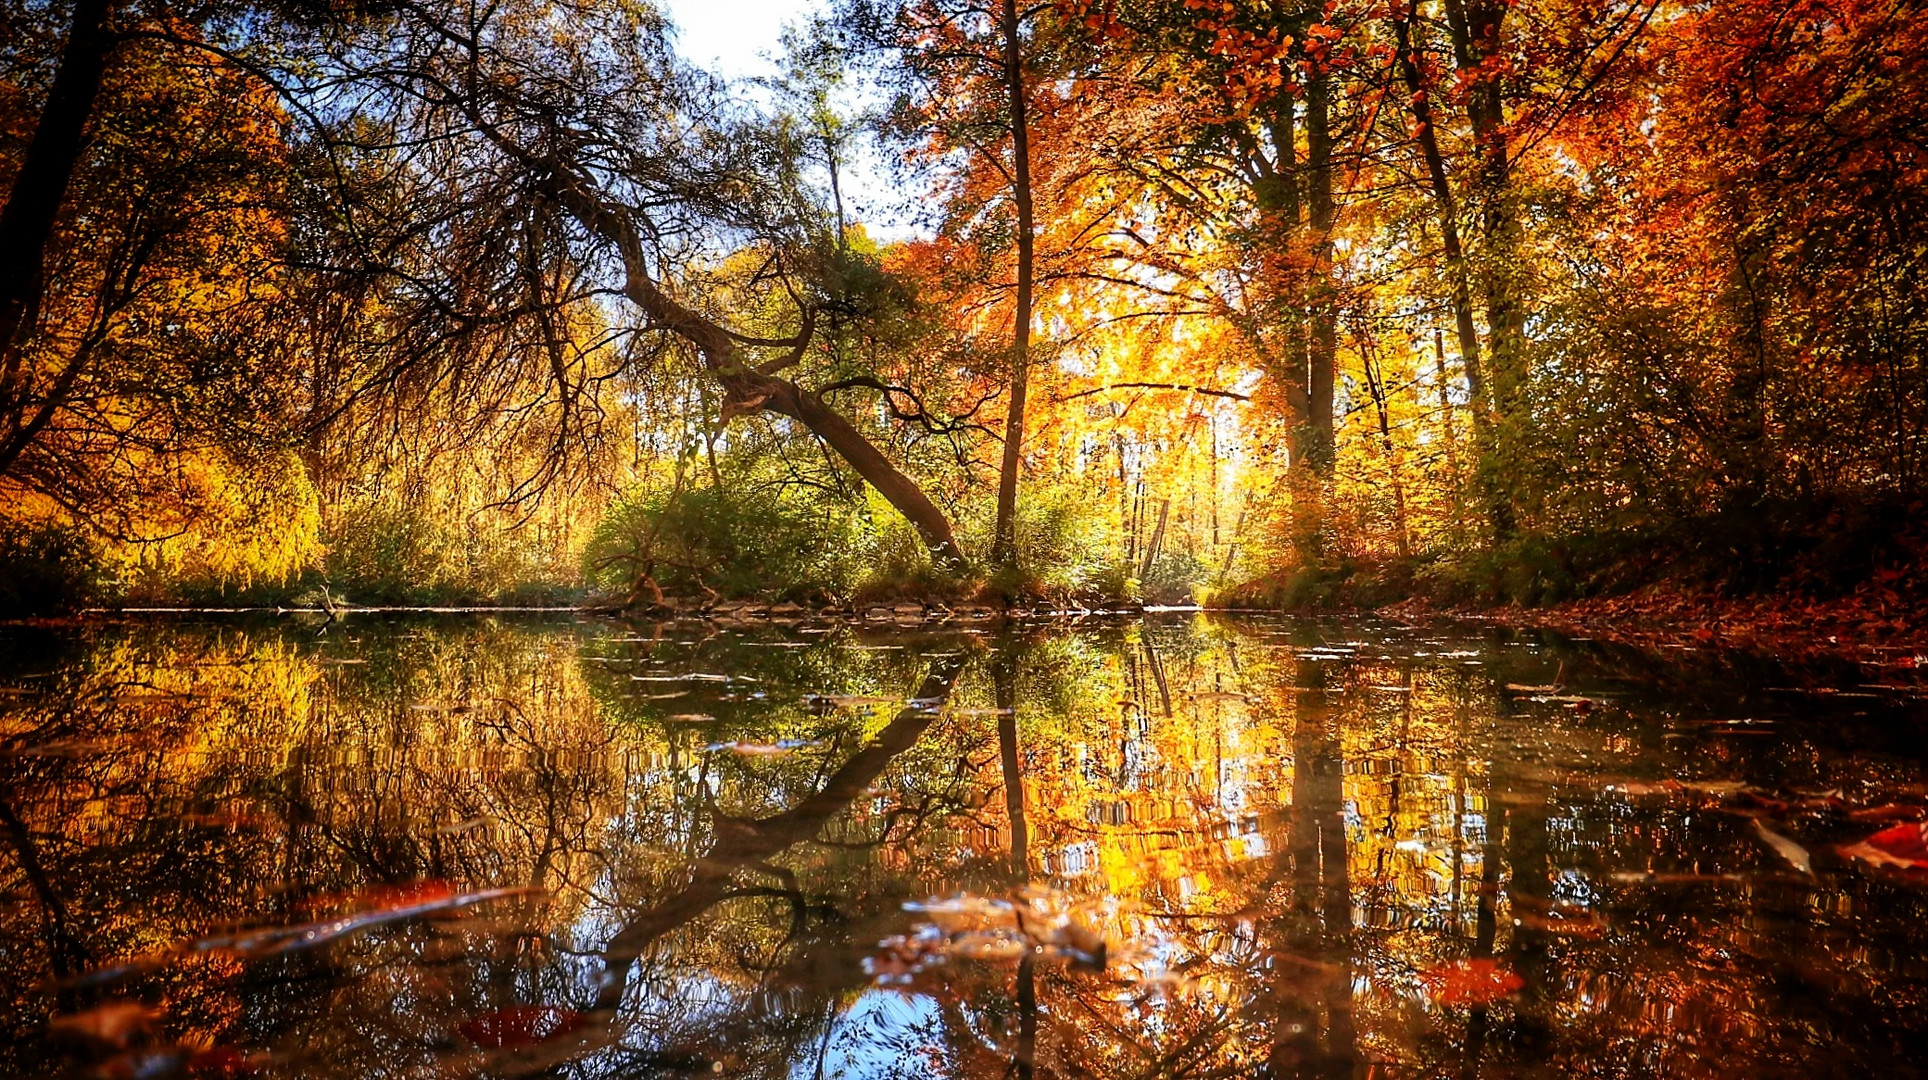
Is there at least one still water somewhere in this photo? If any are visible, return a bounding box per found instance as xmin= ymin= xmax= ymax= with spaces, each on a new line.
xmin=2 ymin=613 xmax=1926 ymax=1078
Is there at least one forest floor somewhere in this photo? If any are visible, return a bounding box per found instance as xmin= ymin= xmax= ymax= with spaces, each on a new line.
xmin=1385 ymin=581 xmax=1928 ymax=666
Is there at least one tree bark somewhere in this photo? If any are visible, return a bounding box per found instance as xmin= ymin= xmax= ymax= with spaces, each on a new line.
xmin=532 ymin=165 xmax=968 ymax=570
xmin=1138 ymin=497 xmax=1169 ymax=581
xmin=1444 ymin=0 xmax=1525 ymax=535
xmin=0 ymin=0 xmax=113 ymax=359
xmin=1259 ymin=78 xmax=1311 ymax=445
xmin=991 ymin=0 xmax=1037 ymax=575
xmin=0 ymin=0 xmax=116 ymax=479
xmin=1304 ymin=62 xmax=1338 ymax=477
xmin=1254 ymin=70 xmax=1327 ymax=565
xmin=1392 ymin=2 xmax=1487 ymax=426
xmin=1363 ymin=343 xmax=1414 ymax=558
xmin=1273 ymin=56 xmax=1339 ymax=566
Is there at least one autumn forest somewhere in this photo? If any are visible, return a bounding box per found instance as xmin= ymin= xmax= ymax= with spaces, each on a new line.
xmin=2 ymin=0 xmax=1922 ymax=620
xmin=6 ymin=3 xmax=1928 ymax=1076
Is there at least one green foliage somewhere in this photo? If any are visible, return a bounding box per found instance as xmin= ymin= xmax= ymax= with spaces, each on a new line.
xmin=956 ymin=482 xmax=1140 ymax=602
xmin=1142 ymin=551 xmax=1207 ymax=606
xmin=0 ymin=522 xmax=112 ymax=615
xmin=812 ymin=236 xmax=926 ymax=345
xmin=322 ymin=501 xmax=579 ymax=605
xmin=583 ymin=481 xmax=881 ymax=603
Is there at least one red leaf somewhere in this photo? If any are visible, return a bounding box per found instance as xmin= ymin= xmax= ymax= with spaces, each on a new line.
xmin=47 ymin=1001 xmax=158 ymax=1048
xmin=300 ymin=879 xmax=458 ymax=915
xmin=188 ymin=1046 xmax=260 ymax=1078
xmin=1838 ymin=822 xmax=1928 ymax=871
xmin=1419 ymin=959 xmax=1524 ymax=1005
xmin=457 ymin=1005 xmax=586 ymax=1049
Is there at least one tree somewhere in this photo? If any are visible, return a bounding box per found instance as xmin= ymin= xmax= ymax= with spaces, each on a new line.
xmin=844 ymin=0 xmax=1070 ymax=580
xmin=0 ymin=0 xmax=311 ymax=560
xmin=280 ymin=0 xmax=980 ymax=570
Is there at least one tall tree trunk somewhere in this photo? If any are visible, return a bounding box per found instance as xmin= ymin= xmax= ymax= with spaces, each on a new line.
xmin=1257 ymin=75 xmax=1326 ymax=567
xmin=0 ymin=0 xmax=112 ymax=357
xmin=1434 ymin=329 xmax=1468 ymax=538
xmin=994 ymin=644 xmax=1036 ymax=1076
xmin=1444 ymin=0 xmax=1524 ymax=535
xmin=1279 ymin=58 xmax=1338 ymax=568
xmin=991 ymin=0 xmax=1037 ymax=575
xmin=1363 ymin=342 xmax=1414 ymax=559
xmin=1261 ymin=83 xmax=1306 ymax=418
xmin=1392 ymin=3 xmax=1487 ymax=434
xmin=1304 ymin=64 xmax=1337 ymax=477
xmin=0 ymin=0 xmax=115 ymax=480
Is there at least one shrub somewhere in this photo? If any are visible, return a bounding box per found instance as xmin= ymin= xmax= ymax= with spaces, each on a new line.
xmin=584 ymin=482 xmax=878 ymax=602
xmin=0 ymin=522 xmax=111 ymax=615
xmin=321 ymin=500 xmax=579 ymax=605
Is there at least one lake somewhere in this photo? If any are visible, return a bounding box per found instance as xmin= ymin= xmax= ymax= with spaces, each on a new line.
xmin=2 ymin=612 xmax=1926 ymax=1078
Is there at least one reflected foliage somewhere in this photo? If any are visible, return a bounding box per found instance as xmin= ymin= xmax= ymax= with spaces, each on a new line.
xmin=2 ymin=616 xmax=1926 ymax=1077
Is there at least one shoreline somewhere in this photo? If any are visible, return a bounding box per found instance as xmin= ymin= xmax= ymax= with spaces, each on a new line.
xmin=7 ymin=590 xmax=1923 ymax=667
xmin=1384 ymin=588 xmax=1927 ymax=666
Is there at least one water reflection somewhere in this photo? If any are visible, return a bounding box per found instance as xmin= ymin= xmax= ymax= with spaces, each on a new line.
xmin=2 ymin=615 xmax=1926 ymax=1077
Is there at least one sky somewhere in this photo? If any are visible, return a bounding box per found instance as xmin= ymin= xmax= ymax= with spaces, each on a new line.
xmin=657 ymin=0 xmax=822 ymax=81
xmin=655 ymin=0 xmax=926 ymax=239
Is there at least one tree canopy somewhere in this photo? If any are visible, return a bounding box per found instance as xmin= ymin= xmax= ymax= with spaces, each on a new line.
xmin=1 ymin=0 xmax=1922 ymax=611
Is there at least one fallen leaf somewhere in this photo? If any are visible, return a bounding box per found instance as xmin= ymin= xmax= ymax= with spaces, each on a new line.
xmin=48 ymin=1001 xmax=158 ymax=1047
xmin=1513 ymin=908 xmax=1608 ymax=938
xmin=1679 ymin=780 xmax=1748 ymax=796
xmin=1059 ymin=914 xmax=1108 ymax=969
xmin=945 ymin=932 xmax=1029 ymax=962
xmin=457 ymin=1005 xmax=586 ymax=1049
xmin=705 ymin=739 xmax=818 ymax=756
xmin=1419 ymin=959 xmax=1523 ymax=1005
xmin=1846 ymin=803 xmax=1928 ymax=824
xmin=1752 ymin=820 xmax=1814 ymax=875
xmin=434 ymin=817 xmax=491 ymax=836
xmin=1838 ymin=822 xmax=1928 ymax=871
xmin=1605 ymin=780 xmax=1681 ymax=797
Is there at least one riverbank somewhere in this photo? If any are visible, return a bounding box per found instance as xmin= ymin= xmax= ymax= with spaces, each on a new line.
xmin=20 ymin=574 xmax=1927 ymax=671
xmin=1386 ymin=582 xmax=1928 ymax=667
